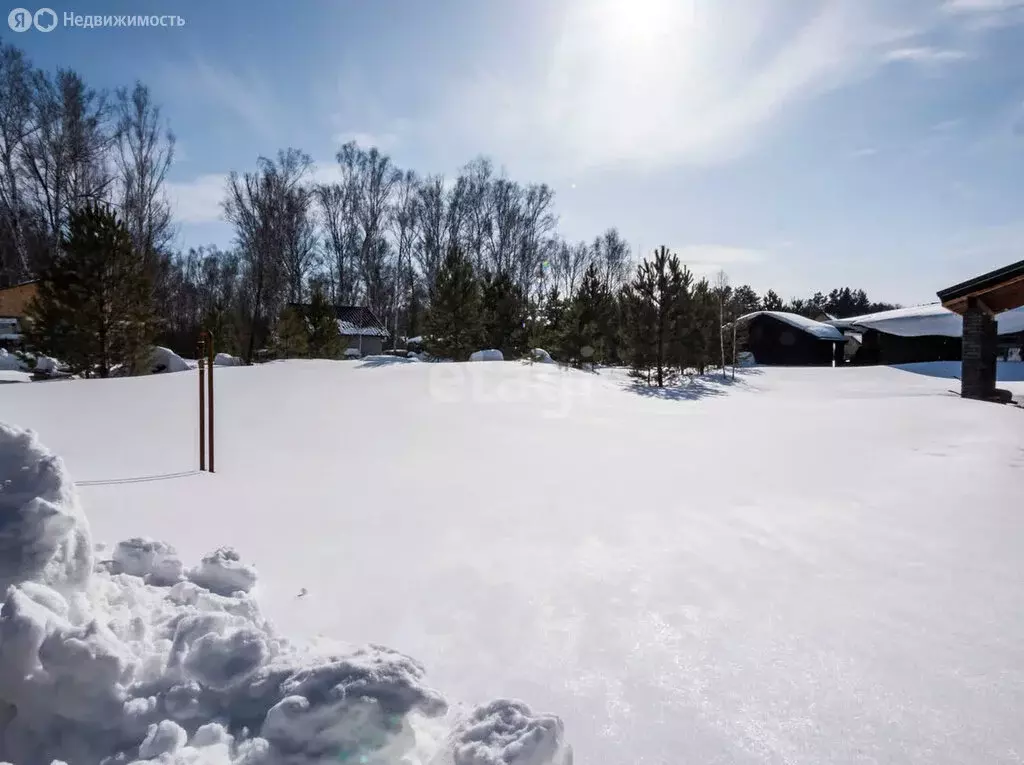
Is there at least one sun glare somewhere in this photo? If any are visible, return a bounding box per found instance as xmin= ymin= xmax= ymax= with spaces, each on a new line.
xmin=597 ymin=0 xmax=694 ymax=45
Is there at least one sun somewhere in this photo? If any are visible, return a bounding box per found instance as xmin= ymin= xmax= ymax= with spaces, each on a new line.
xmin=595 ymin=0 xmax=694 ymax=45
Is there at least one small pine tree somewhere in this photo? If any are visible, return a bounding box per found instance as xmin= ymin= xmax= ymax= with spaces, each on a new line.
xmin=273 ymin=306 xmax=309 ymax=359
xmin=307 ymin=288 xmax=344 ymax=359
xmin=481 ymin=270 xmax=529 ymax=359
xmin=535 ymin=287 xmax=566 ymax=357
xmin=425 ymin=247 xmax=482 ymax=360
xmin=25 ymin=203 xmax=155 ymax=378
xmin=564 ymin=263 xmax=614 ymax=367
xmin=619 ymin=247 xmax=688 ymax=387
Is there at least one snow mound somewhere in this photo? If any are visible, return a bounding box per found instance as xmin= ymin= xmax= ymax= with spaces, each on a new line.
xmin=0 ymin=424 xmax=92 ymax=595
xmin=149 ymin=347 xmax=192 ymax=374
xmin=470 ymin=350 xmax=504 ymax=362
xmin=33 ymin=355 xmax=60 ymax=375
xmin=444 ymin=700 xmax=572 ymax=765
xmin=0 ymin=349 xmax=27 ymax=372
xmin=344 ymin=348 xmax=362 ymax=358
xmin=0 ymin=423 xmax=571 ymax=765
xmin=188 ymin=547 xmax=257 ymax=596
xmin=528 ymin=349 xmax=553 ymax=364
xmin=214 ymin=353 xmax=242 ymax=367
xmin=112 ymin=538 xmax=184 ymax=585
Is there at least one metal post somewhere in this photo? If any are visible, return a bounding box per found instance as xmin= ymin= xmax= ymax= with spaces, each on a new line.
xmin=198 ymin=338 xmax=206 ymax=472
xmin=205 ymin=331 xmax=215 ymax=473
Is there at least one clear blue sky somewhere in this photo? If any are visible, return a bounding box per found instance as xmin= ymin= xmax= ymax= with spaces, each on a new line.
xmin=10 ymin=0 xmax=1024 ymax=304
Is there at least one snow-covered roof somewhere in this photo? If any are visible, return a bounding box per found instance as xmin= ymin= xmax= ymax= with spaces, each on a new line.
xmin=840 ymin=304 xmax=962 ymax=338
xmin=337 ymin=320 xmax=389 ymax=337
xmin=736 ymin=311 xmax=845 ymax=341
xmin=826 ymin=303 xmax=1024 ymax=338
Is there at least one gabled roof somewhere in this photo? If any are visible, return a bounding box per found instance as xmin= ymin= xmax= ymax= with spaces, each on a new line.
xmin=287 ymin=303 xmax=390 ymax=338
xmin=735 ymin=311 xmax=845 ymax=341
xmin=334 ymin=306 xmax=389 ymax=337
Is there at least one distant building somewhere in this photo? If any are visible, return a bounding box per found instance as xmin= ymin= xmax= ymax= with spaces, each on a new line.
xmin=288 ymin=303 xmax=390 ymax=357
xmin=735 ymin=311 xmax=845 ymax=366
xmin=0 ymin=280 xmax=38 ymax=318
xmin=826 ymin=303 xmax=1024 ymax=366
xmin=0 ymin=280 xmax=38 ymax=350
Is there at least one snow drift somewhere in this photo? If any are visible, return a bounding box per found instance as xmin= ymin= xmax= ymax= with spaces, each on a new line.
xmin=0 ymin=424 xmax=571 ymax=765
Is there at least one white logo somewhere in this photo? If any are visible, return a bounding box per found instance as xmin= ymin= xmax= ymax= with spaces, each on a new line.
xmin=7 ymin=8 xmax=32 ymax=31
xmin=33 ymin=7 xmax=57 ymax=31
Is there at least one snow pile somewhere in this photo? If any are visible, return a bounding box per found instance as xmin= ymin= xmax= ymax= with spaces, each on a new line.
xmin=214 ymin=353 xmax=242 ymax=367
xmin=149 ymin=347 xmax=193 ymax=375
xmin=344 ymin=348 xmax=362 ymax=359
xmin=528 ymin=349 xmax=553 ymax=364
xmin=470 ymin=350 xmax=505 ymax=362
xmin=734 ymin=311 xmax=845 ymax=341
xmin=0 ymin=349 xmax=27 ymax=372
xmin=33 ymin=355 xmax=60 ymax=375
xmin=0 ymin=424 xmax=93 ymax=595
xmin=0 ymin=423 xmax=571 ymax=765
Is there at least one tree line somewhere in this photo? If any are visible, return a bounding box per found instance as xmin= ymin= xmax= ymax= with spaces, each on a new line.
xmin=1 ymin=39 xmax=898 ymax=382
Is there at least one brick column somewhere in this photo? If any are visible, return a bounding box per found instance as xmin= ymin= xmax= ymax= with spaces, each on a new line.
xmin=962 ymin=297 xmax=997 ymax=400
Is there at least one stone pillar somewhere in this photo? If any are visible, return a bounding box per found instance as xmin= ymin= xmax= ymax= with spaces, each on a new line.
xmin=962 ymin=297 xmax=997 ymax=400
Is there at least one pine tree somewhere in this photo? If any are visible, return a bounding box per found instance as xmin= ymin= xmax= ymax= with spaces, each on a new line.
xmin=273 ymin=305 xmax=309 ymax=358
xmin=24 ymin=203 xmax=155 ymax=378
xmin=564 ymin=263 xmax=614 ymax=366
xmin=619 ymin=247 xmax=687 ymax=386
xmin=307 ymin=287 xmax=343 ymax=358
xmin=481 ymin=270 xmax=529 ymax=359
xmin=761 ymin=290 xmax=784 ymax=312
xmin=425 ymin=246 xmax=482 ymax=360
xmin=535 ymin=287 xmax=567 ymax=357
xmin=685 ymin=279 xmax=719 ymax=375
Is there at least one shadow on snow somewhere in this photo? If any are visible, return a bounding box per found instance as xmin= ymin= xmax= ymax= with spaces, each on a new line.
xmin=623 ymin=368 xmax=763 ymax=401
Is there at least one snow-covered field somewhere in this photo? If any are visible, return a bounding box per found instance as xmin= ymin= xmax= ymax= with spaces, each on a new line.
xmin=3 ymin=359 xmax=1024 ymax=764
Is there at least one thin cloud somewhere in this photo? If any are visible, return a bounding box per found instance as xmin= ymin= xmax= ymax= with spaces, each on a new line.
xmin=187 ymin=58 xmax=277 ymax=139
xmin=673 ymin=245 xmax=771 ymax=267
xmin=883 ymin=46 xmax=971 ymax=63
xmin=166 ymin=174 xmax=227 ymax=225
xmin=941 ymin=0 xmax=1024 ymax=28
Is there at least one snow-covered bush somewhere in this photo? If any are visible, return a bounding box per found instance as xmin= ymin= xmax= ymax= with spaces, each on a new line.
xmin=0 ymin=348 xmax=27 ymax=372
xmin=214 ymin=353 xmax=242 ymax=367
xmin=0 ymin=422 xmax=572 ymax=765
xmin=470 ymin=349 xmax=504 ymax=362
xmin=149 ymin=346 xmax=192 ymax=374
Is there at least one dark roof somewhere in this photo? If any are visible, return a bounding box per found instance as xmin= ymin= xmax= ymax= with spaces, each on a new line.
xmin=334 ymin=305 xmax=386 ymax=330
xmin=937 ymin=259 xmax=1024 ymax=303
xmin=287 ymin=303 xmax=389 ymax=338
xmin=0 ymin=278 xmax=39 ymax=291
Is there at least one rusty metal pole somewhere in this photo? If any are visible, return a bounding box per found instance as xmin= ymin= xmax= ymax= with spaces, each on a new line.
xmin=198 ymin=337 xmax=206 ymax=472
xmin=207 ymin=331 xmax=215 ymax=473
